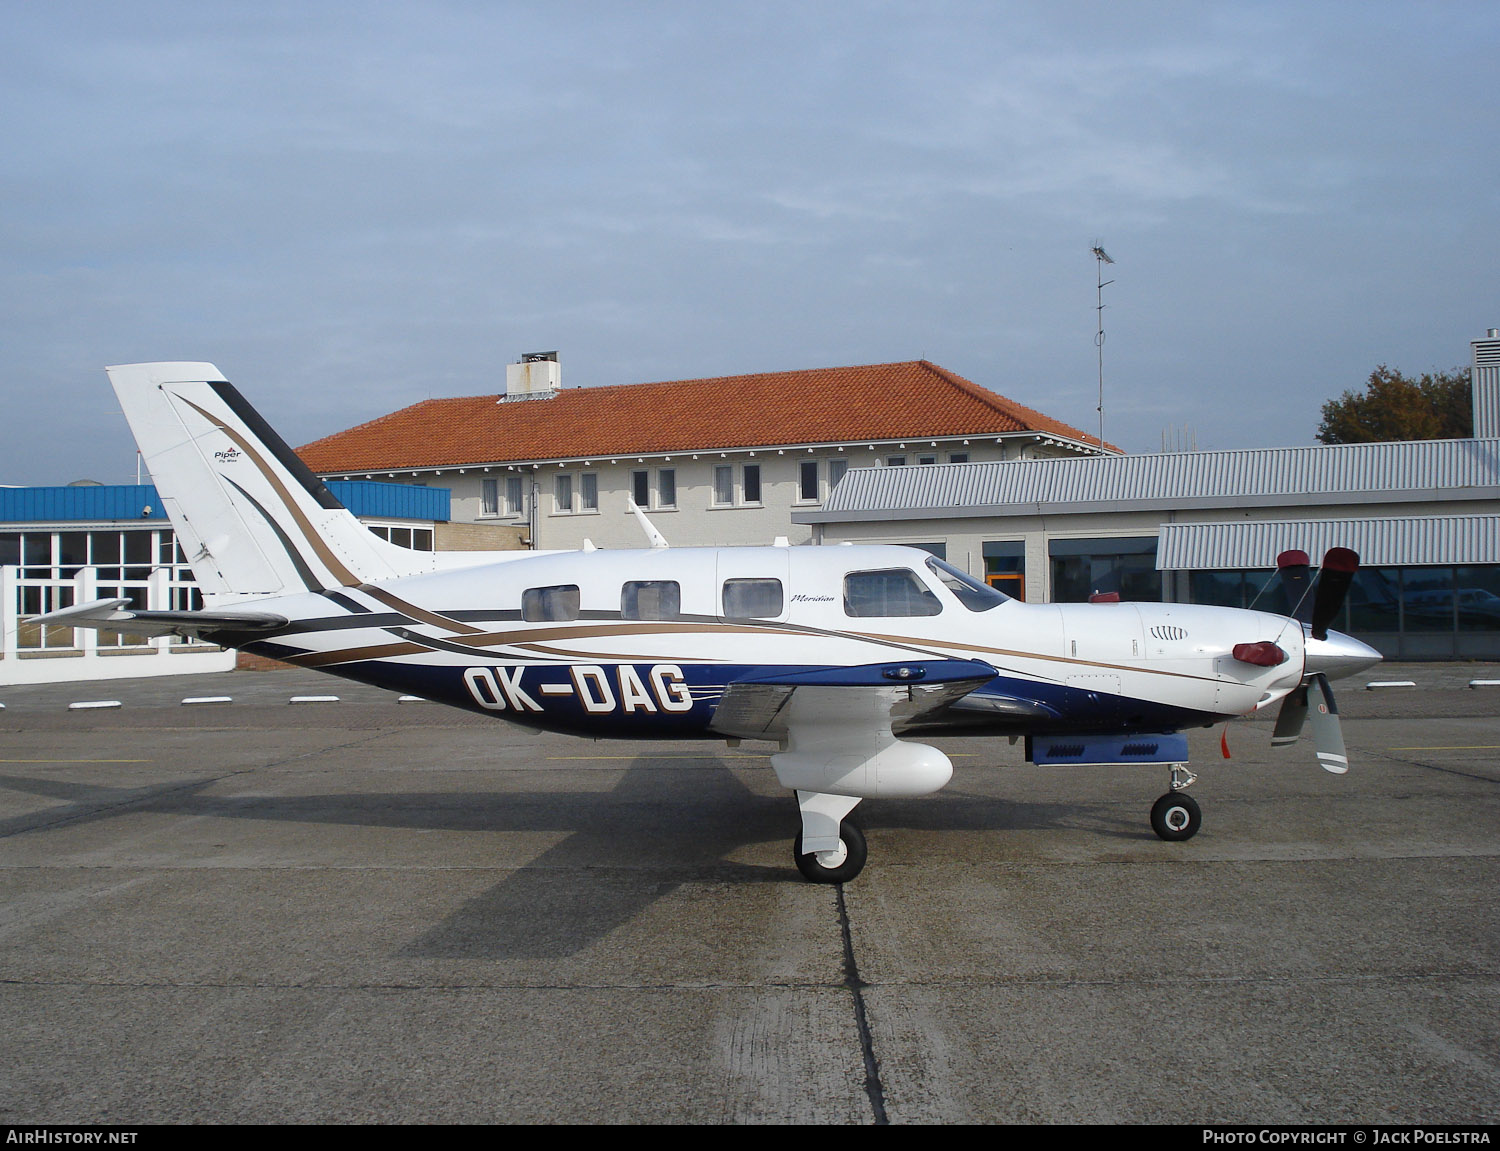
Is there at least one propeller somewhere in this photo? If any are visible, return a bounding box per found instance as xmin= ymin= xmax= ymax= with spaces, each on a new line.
xmin=1270 ymin=548 xmax=1362 ymax=773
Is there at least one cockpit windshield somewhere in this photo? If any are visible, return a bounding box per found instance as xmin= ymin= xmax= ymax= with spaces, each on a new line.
xmin=925 ymin=556 xmax=1011 ymax=612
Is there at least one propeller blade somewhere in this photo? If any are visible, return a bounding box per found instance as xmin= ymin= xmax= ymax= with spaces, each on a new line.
xmin=1305 ymin=673 xmax=1349 ymax=774
xmin=1310 ymin=547 xmax=1359 ymax=641
xmin=1271 ymin=684 xmax=1308 ymax=746
xmin=1276 ymin=549 xmax=1314 ymax=622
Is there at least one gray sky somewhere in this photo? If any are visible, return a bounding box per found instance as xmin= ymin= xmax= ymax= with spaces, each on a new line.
xmin=2 ymin=1 xmax=1494 ymax=485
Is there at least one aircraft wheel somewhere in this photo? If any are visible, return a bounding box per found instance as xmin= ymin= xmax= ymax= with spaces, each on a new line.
xmin=1150 ymin=792 xmax=1202 ymax=842
xmin=793 ymin=821 xmax=868 ymax=884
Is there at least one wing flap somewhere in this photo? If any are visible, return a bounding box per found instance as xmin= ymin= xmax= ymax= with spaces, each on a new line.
xmin=709 ymin=659 xmax=995 ymax=740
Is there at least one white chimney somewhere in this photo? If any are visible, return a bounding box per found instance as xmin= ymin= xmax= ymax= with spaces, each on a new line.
xmin=1473 ymin=331 xmax=1500 ymax=438
xmin=502 ymin=351 xmax=560 ymax=402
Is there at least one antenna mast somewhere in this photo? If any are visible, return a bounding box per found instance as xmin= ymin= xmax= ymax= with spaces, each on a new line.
xmin=1091 ymin=244 xmax=1114 ymax=449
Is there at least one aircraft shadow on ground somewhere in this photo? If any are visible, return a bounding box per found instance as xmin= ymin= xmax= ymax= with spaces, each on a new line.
xmin=0 ymin=756 xmax=1155 ymax=959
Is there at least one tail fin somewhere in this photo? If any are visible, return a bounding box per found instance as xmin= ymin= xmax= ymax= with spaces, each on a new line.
xmin=108 ymin=362 xmax=407 ymax=603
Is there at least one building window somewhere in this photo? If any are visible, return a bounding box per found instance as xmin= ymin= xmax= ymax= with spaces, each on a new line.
xmin=917 ymin=453 xmax=937 ymax=465
xmin=886 ymin=456 xmax=907 ymax=467
xmin=983 ymin=540 xmax=1026 ymax=601
xmin=1050 ymin=537 xmax=1161 ymax=603
xmin=505 ymin=476 xmax=525 ymax=516
xmin=948 ymin=451 xmax=970 ymax=464
xmin=580 ymin=472 xmax=598 ymax=512
xmin=554 ymin=473 xmax=574 ymax=514
xmin=828 ymin=458 xmax=847 ymax=490
xmin=658 ymin=468 xmax=676 ymax=508
xmin=799 ymin=460 xmax=819 ymax=501
xmin=621 ymin=580 xmax=681 ymax=621
xmin=367 ymin=525 xmax=435 ymax=551
xmin=632 ymin=470 xmax=649 ymax=508
xmin=743 ymin=464 xmax=762 ymax=504
xmin=713 ymin=465 xmax=733 ymax=506
xmin=481 ymin=478 xmax=499 ymax=516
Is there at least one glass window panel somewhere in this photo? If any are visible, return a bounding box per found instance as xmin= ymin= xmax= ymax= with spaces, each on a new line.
xmin=827 ymin=459 xmax=847 ymax=489
xmin=554 ymin=474 xmax=573 ymax=513
xmin=0 ymin=533 xmax=19 ymax=566
xmin=522 ymin=584 xmax=581 ymax=622
xmin=1347 ymin=567 xmax=1402 ymax=633
xmin=714 ymin=466 xmax=733 ymax=506
xmin=658 ymin=469 xmax=676 ymax=508
xmin=621 ymin=580 xmax=682 ymax=621
xmin=723 ymin=577 xmax=783 ymax=619
xmin=580 ymin=473 xmax=598 ymax=511
xmin=1454 ymin=566 xmax=1500 ymax=631
xmin=927 ymin=556 xmax=1007 ymax=611
xmin=482 ymin=478 xmax=500 ymax=515
xmin=799 ymin=461 xmax=819 ymax=500
xmin=632 ymin=470 xmax=649 ymax=508
xmin=843 ymin=568 xmax=943 ymax=618
xmin=743 ymin=464 xmax=762 ymax=504
xmin=505 ymin=476 xmax=525 ymax=516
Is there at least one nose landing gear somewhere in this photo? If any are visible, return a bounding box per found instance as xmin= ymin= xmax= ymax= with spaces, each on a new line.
xmin=1150 ymin=764 xmax=1202 ymax=841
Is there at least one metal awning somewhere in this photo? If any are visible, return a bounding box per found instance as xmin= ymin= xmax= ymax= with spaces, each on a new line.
xmin=1156 ymin=515 xmax=1500 ymax=570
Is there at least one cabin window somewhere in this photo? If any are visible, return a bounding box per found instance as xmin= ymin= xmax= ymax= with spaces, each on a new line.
xmin=723 ymin=577 xmax=783 ymax=619
xmin=622 ymin=580 xmax=682 ymax=621
xmin=522 ymin=584 xmax=581 ymax=622
xmin=843 ymin=568 xmax=942 ymax=618
xmin=926 ymin=556 xmax=1008 ymax=611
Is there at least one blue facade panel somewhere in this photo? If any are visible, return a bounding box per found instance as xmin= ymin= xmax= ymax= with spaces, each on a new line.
xmin=326 ymin=481 xmax=449 ymax=522
xmin=0 ymin=485 xmax=167 ymax=522
xmin=0 ymin=481 xmax=448 ymax=524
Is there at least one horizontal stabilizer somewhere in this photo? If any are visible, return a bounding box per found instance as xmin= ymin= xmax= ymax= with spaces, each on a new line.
xmin=30 ymin=597 xmax=287 ymax=639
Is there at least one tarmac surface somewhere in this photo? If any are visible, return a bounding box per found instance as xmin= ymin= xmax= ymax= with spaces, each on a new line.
xmin=0 ymin=662 xmax=1496 ymax=1124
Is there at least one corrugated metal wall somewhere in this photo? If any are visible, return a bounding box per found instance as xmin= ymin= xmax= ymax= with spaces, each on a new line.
xmin=824 ymin=438 xmax=1500 ymax=514
xmin=1157 ymin=515 xmax=1500 ymax=569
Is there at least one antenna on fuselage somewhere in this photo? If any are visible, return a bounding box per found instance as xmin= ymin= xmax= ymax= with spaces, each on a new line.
xmin=627 ymin=500 xmax=670 ymax=548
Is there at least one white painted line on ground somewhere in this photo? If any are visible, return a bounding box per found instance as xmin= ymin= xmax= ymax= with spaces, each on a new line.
xmin=1468 ymin=680 xmax=1500 ymax=688
xmin=397 ymin=695 xmax=429 ymax=703
xmin=69 ymin=700 xmax=122 ymax=710
xmin=289 ymin=695 xmax=340 ymax=703
xmin=182 ymin=696 xmax=233 ymax=705
xmin=1365 ymin=680 xmax=1417 ymax=689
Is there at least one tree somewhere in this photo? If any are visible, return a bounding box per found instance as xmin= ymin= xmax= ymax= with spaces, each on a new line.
xmin=1317 ymin=365 xmax=1472 ymax=444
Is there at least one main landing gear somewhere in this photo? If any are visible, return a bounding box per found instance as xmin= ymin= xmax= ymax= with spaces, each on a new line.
xmin=793 ymin=820 xmax=868 ymax=884
xmin=1150 ymin=764 xmax=1202 ymax=841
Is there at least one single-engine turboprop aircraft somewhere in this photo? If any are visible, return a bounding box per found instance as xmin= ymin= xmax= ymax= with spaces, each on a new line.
xmin=37 ymin=363 xmax=1383 ymax=882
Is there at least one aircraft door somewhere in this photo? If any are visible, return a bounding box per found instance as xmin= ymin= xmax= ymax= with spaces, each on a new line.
xmin=715 ymin=550 xmax=790 ymax=624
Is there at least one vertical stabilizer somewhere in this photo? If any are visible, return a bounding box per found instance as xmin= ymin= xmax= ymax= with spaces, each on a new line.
xmin=107 ymin=362 xmax=406 ymax=604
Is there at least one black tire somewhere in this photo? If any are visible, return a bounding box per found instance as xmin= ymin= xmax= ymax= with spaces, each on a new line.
xmin=1150 ymin=791 xmax=1202 ymax=842
xmin=793 ymin=820 xmax=868 ymax=884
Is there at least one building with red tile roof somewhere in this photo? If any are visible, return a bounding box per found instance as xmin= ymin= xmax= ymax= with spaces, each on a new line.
xmin=298 ymin=358 xmax=1112 ymax=551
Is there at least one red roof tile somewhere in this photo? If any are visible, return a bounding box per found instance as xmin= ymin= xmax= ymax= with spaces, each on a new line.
xmin=297 ymin=360 xmax=1104 ymax=472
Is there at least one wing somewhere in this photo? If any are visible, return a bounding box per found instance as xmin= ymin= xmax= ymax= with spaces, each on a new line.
xmin=29 ymin=597 xmax=288 ymax=640
xmin=708 ymin=658 xmax=996 ymax=741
